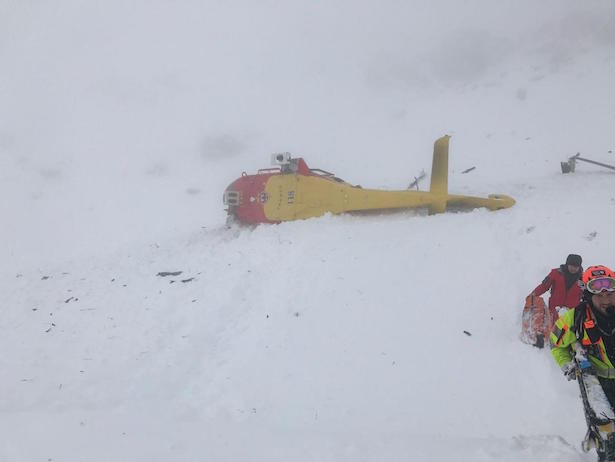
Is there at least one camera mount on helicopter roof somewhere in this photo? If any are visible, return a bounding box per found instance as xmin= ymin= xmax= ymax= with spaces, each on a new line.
xmin=561 ymin=153 xmax=615 ymax=174
xmin=271 ymin=152 xmax=304 ymax=173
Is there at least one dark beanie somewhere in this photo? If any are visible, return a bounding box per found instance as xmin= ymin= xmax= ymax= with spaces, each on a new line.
xmin=566 ymin=254 xmax=582 ymax=266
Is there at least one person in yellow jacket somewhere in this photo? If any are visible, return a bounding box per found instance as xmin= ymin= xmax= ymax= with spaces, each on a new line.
xmin=551 ymin=265 xmax=615 ymax=393
xmin=551 ymin=265 xmax=615 ymax=460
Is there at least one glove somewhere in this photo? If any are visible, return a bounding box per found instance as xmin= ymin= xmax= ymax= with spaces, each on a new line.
xmin=577 ymin=357 xmax=594 ymax=374
xmin=556 ymin=306 xmax=570 ymax=316
xmin=562 ymin=362 xmax=577 ymax=381
xmin=574 ymin=348 xmax=594 ymax=373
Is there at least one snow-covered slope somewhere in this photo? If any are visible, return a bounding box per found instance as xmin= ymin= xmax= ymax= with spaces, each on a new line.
xmin=2 ymin=2 xmax=615 ymax=461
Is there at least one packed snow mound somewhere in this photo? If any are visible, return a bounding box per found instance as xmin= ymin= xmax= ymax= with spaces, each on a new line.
xmin=3 ymin=192 xmax=613 ymax=461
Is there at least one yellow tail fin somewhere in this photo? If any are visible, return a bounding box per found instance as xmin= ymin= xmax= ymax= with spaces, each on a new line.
xmin=428 ymin=135 xmax=450 ymax=214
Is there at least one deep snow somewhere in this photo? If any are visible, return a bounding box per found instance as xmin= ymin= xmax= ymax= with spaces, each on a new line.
xmin=2 ymin=1 xmax=615 ymax=461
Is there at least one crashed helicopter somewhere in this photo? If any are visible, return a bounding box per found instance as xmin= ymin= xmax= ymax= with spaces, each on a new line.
xmin=223 ymin=135 xmax=515 ymax=225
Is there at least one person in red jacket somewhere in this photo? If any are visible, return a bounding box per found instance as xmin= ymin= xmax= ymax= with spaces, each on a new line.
xmin=531 ymin=253 xmax=584 ymax=322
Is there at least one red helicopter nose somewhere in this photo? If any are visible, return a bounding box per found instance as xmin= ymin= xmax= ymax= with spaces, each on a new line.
xmin=223 ymin=173 xmax=277 ymax=225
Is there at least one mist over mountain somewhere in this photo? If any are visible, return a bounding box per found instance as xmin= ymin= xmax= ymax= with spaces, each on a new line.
xmin=2 ymin=1 xmax=614 ymax=267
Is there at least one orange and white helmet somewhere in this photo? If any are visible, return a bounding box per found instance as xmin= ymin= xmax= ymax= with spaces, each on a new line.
xmin=581 ymin=265 xmax=615 ymax=294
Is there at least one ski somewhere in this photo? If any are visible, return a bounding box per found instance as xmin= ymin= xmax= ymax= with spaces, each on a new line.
xmin=574 ymin=352 xmax=615 ymax=461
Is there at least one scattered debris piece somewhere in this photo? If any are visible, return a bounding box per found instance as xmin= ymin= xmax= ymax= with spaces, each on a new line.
xmin=586 ymin=231 xmax=598 ymax=241
xmin=45 ymin=323 xmax=56 ymax=333
xmin=461 ymin=166 xmax=476 ymax=174
xmin=407 ymin=170 xmax=426 ymax=190
xmin=41 ymin=275 xmax=50 ymax=280
xmin=526 ymin=226 xmax=535 ymax=234
xmin=157 ymin=271 xmax=183 ymax=277
xmin=463 ymin=330 xmax=472 ymax=336
xmin=64 ymin=297 xmax=74 ymax=303
xmin=561 ymin=153 xmax=615 ymax=173
xmin=181 ymin=277 xmax=195 ymax=283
